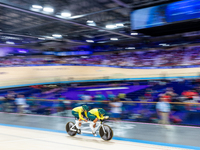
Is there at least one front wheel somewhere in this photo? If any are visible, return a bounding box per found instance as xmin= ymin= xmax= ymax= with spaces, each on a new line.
xmin=66 ymin=122 xmax=77 ymax=136
xmin=99 ymin=125 xmax=113 ymax=141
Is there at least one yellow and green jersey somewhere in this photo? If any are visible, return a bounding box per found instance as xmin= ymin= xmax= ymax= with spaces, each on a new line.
xmin=72 ymin=106 xmax=88 ymax=120
xmin=89 ymin=108 xmax=105 ymax=120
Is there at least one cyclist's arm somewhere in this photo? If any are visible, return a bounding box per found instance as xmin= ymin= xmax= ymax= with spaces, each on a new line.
xmin=78 ymin=110 xmax=85 ymax=120
xmin=96 ymin=113 xmax=104 ymax=120
xmin=84 ymin=111 xmax=88 ymax=118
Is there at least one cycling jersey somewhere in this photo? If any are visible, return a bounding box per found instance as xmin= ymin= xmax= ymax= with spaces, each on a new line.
xmin=72 ymin=106 xmax=88 ymax=120
xmin=88 ymin=108 xmax=105 ymax=120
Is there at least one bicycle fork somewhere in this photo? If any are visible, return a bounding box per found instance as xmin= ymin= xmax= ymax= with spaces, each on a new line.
xmin=93 ymin=123 xmax=106 ymax=134
xmin=100 ymin=124 xmax=106 ymax=134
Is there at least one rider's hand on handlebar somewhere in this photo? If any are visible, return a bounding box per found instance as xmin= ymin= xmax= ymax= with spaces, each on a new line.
xmin=105 ymin=116 xmax=109 ymax=119
xmin=85 ymin=119 xmax=88 ymax=122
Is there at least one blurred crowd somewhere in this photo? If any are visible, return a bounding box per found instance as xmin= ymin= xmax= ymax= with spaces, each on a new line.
xmin=0 ymin=91 xmax=27 ymax=114
xmin=0 ymin=78 xmax=200 ymax=126
xmin=1 ymin=45 xmax=200 ymax=67
xmin=78 ymin=91 xmax=128 ymax=101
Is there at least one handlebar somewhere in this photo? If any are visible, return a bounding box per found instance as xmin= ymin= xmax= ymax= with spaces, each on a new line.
xmin=75 ymin=116 xmax=109 ymax=123
xmin=100 ymin=116 xmax=109 ymax=123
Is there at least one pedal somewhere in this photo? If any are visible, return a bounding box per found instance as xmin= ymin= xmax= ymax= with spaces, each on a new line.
xmin=92 ymin=132 xmax=97 ymax=137
xmin=77 ymin=129 xmax=81 ymax=134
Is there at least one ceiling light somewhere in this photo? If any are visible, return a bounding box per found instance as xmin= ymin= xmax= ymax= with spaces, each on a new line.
xmin=98 ymin=41 xmax=106 ymax=43
xmin=87 ymin=21 xmax=96 ymax=26
xmin=18 ymin=50 xmax=27 ymax=53
xmin=116 ymin=23 xmax=124 ymax=27
xmin=86 ymin=40 xmax=94 ymax=43
xmin=52 ymin=34 xmax=62 ymax=38
xmin=61 ymin=12 xmax=71 ymax=17
xmin=159 ymin=43 xmax=170 ymax=46
xmin=6 ymin=41 xmax=15 ymax=45
xmin=88 ymin=23 xmax=96 ymax=26
xmin=131 ymin=32 xmax=138 ymax=35
xmin=84 ymin=35 xmax=93 ymax=38
xmin=125 ymin=47 xmax=135 ymax=49
xmin=87 ymin=20 xmax=94 ymax=23
xmin=159 ymin=43 xmax=167 ymax=46
xmin=106 ymin=25 xmax=116 ymax=29
xmin=110 ymin=38 xmax=118 ymax=41
xmin=38 ymin=37 xmax=45 ymax=40
xmin=32 ymin=5 xmax=43 ymax=9
xmin=81 ymin=56 xmax=88 ymax=58
xmin=70 ymin=15 xmax=84 ymax=19
xmin=45 ymin=36 xmax=54 ymax=39
xmin=43 ymin=7 xmax=54 ymax=13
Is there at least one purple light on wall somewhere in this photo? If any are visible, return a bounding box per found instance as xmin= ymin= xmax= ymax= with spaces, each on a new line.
xmin=0 ymin=47 xmax=13 ymax=57
xmin=17 ymin=48 xmax=28 ymax=53
xmin=18 ymin=50 xmax=27 ymax=53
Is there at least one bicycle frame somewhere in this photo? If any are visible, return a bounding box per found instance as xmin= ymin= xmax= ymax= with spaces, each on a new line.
xmin=70 ymin=120 xmax=106 ymax=134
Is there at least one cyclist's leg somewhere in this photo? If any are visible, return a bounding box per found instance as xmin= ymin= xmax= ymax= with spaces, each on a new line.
xmin=78 ymin=112 xmax=86 ymax=127
xmin=72 ymin=111 xmax=81 ymax=129
xmin=78 ymin=114 xmax=84 ymax=127
xmin=93 ymin=118 xmax=98 ymax=128
xmin=88 ymin=112 xmax=97 ymax=133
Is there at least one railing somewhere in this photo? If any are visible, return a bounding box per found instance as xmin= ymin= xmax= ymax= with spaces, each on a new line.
xmin=1 ymin=99 xmax=200 ymax=126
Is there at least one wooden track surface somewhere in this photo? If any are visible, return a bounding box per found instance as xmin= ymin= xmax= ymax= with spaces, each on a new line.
xmin=0 ymin=65 xmax=200 ymax=87
xmin=0 ymin=125 xmax=192 ymax=150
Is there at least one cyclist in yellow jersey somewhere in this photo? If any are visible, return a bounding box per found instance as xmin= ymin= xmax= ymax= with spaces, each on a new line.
xmin=88 ymin=108 xmax=109 ymax=136
xmin=72 ymin=105 xmax=89 ymax=134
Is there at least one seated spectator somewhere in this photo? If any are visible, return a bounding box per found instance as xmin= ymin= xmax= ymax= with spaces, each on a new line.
xmin=156 ymin=96 xmax=171 ymax=128
xmin=4 ymin=91 xmax=16 ymax=113
xmin=182 ymin=90 xmax=198 ymax=102
xmin=78 ymin=93 xmax=84 ymax=100
xmin=94 ymin=92 xmax=106 ymax=101
xmin=118 ymin=93 xmax=126 ymax=100
xmin=144 ymin=88 xmax=154 ymax=102
xmin=3 ymin=45 xmax=200 ymax=68
xmin=109 ymin=97 xmax=123 ymax=123
xmin=165 ymin=88 xmax=178 ymax=102
xmin=192 ymin=93 xmax=200 ymax=103
xmin=81 ymin=93 xmax=92 ymax=102
xmin=58 ymin=95 xmax=66 ymax=100
xmin=106 ymin=91 xmax=116 ymax=101
xmin=26 ymin=95 xmax=36 ymax=108
xmin=15 ymin=95 xmax=27 ymax=115
xmin=161 ymin=94 xmax=172 ymax=102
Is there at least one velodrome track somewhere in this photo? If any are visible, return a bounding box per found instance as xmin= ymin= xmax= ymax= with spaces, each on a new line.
xmin=0 ymin=113 xmax=200 ymax=150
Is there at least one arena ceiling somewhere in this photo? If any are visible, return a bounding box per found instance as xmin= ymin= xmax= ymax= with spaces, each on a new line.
xmin=0 ymin=0 xmax=182 ymax=49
